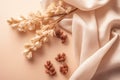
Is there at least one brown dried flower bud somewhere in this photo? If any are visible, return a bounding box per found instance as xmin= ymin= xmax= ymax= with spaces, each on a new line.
xmin=44 ymin=61 xmax=56 ymax=76
xmin=55 ymin=53 xmax=66 ymax=62
xmin=55 ymin=29 xmax=63 ymax=38
xmin=61 ymin=34 xmax=67 ymax=43
xmin=60 ymin=63 xmax=68 ymax=75
xmin=55 ymin=29 xmax=67 ymax=44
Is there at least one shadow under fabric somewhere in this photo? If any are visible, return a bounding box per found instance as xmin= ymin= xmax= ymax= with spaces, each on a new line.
xmin=40 ymin=0 xmax=120 ymax=80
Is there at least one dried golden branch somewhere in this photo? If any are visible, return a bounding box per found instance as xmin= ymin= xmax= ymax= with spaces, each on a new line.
xmin=7 ymin=0 xmax=78 ymax=59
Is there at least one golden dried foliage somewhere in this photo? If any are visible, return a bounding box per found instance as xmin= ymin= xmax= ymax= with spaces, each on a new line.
xmin=7 ymin=0 xmax=77 ymax=59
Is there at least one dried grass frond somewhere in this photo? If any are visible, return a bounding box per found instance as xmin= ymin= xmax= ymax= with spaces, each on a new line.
xmin=7 ymin=0 xmax=78 ymax=59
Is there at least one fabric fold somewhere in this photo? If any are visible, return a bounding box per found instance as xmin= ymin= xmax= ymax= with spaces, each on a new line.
xmin=63 ymin=0 xmax=110 ymax=11
xmin=70 ymin=32 xmax=118 ymax=80
xmin=40 ymin=0 xmax=120 ymax=80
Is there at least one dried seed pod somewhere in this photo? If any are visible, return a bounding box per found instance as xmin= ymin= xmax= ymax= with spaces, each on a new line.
xmin=55 ymin=53 xmax=66 ymax=62
xmin=23 ymin=50 xmax=32 ymax=60
xmin=55 ymin=29 xmax=67 ymax=44
xmin=50 ymin=70 xmax=56 ymax=76
xmin=28 ymin=25 xmax=35 ymax=31
xmin=55 ymin=29 xmax=63 ymax=38
xmin=60 ymin=63 xmax=68 ymax=75
xmin=43 ymin=37 xmax=48 ymax=43
xmin=24 ymin=43 xmax=33 ymax=49
xmin=34 ymin=41 xmax=42 ymax=48
xmin=44 ymin=61 xmax=56 ymax=76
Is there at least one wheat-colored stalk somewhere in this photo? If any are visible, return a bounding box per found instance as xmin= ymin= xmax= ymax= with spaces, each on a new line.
xmin=7 ymin=0 xmax=78 ymax=60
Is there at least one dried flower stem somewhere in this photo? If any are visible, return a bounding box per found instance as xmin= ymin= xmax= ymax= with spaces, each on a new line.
xmin=7 ymin=0 xmax=78 ymax=59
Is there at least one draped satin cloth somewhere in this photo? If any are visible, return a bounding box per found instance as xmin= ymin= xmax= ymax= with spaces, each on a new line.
xmin=40 ymin=0 xmax=120 ymax=80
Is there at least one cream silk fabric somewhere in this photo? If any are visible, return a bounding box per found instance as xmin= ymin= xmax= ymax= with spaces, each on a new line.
xmin=40 ymin=0 xmax=120 ymax=80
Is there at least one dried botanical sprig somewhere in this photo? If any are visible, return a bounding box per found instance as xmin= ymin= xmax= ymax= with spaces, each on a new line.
xmin=7 ymin=0 xmax=78 ymax=59
xmin=55 ymin=52 xmax=69 ymax=75
xmin=45 ymin=0 xmax=73 ymax=17
xmin=24 ymin=29 xmax=55 ymax=60
xmin=44 ymin=61 xmax=56 ymax=76
xmin=7 ymin=0 xmax=74 ymax=32
xmin=7 ymin=11 xmax=42 ymax=32
xmin=60 ymin=63 xmax=69 ymax=75
xmin=55 ymin=29 xmax=67 ymax=43
xmin=55 ymin=53 xmax=66 ymax=62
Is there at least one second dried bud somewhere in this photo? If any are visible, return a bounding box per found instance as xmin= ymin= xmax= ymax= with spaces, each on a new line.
xmin=55 ymin=29 xmax=67 ymax=43
xmin=44 ymin=61 xmax=56 ymax=76
xmin=60 ymin=63 xmax=69 ymax=75
xmin=55 ymin=53 xmax=66 ymax=62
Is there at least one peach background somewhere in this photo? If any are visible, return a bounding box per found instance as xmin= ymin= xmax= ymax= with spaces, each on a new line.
xmin=0 ymin=0 xmax=77 ymax=80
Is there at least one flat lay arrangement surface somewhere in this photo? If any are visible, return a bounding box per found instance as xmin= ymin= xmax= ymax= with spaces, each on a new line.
xmin=0 ymin=0 xmax=120 ymax=80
